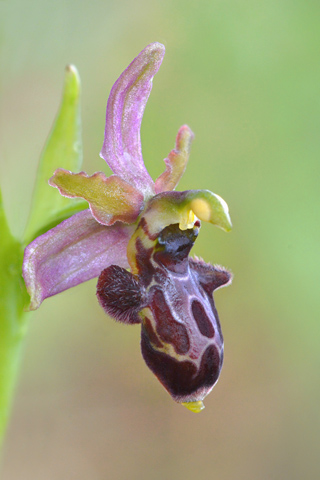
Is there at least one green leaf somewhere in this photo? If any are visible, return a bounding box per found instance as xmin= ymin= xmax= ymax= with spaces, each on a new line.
xmin=24 ymin=65 xmax=86 ymax=245
xmin=0 ymin=187 xmax=13 ymax=252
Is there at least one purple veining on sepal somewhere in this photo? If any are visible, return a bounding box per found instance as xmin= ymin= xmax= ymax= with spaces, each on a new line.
xmin=23 ymin=209 xmax=135 ymax=310
xmin=100 ymin=43 xmax=165 ymax=198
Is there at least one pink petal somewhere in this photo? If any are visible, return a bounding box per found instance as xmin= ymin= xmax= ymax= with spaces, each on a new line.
xmin=155 ymin=125 xmax=194 ymax=194
xmin=23 ymin=209 xmax=135 ymax=310
xmin=100 ymin=43 xmax=165 ymax=198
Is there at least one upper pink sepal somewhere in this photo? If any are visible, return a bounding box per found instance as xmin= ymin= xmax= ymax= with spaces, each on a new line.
xmin=100 ymin=43 xmax=165 ymax=198
xmin=22 ymin=209 xmax=135 ymax=310
xmin=155 ymin=125 xmax=194 ymax=194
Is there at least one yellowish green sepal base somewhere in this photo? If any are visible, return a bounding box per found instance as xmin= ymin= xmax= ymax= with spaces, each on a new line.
xmin=181 ymin=400 xmax=205 ymax=413
xmin=144 ymin=189 xmax=232 ymax=237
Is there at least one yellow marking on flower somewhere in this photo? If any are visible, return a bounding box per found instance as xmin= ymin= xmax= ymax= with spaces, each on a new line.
xmin=126 ymin=221 xmax=156 ymax=274
xmin=190 ymin=191 xmax=232 ymax=232
xmin=181 ymin=401 xmax=205 ymax=413
xmin=190 ymin=198 xmax=211 ymax=222
xmin=179 ymin=209 xmax=196 ymax=230
xmin=153 ymin=340 xmax=182 ymax=359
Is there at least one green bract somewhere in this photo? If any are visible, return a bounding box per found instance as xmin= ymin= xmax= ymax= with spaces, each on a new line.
xmin=24 ymin=65 xmax=87 ymax=245
xmin=0 ymin=64 xmax=86 ymax=445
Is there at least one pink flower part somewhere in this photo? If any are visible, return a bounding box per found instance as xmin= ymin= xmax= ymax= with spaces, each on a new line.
xmin=155 ymin=125 xmax=194 ymax=194
xmin=23 ymin=209 xmax=135 ymax=310
xmin=100 ymin=43 xmax=165 ymax=198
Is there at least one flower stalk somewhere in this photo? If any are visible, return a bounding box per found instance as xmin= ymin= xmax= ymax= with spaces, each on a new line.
xmin=0 ymin=190 xmax=28 ymax=446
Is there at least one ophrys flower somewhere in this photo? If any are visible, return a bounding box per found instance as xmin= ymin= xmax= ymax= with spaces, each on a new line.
xmin=23 ymin=43 xmax=232 ymax=412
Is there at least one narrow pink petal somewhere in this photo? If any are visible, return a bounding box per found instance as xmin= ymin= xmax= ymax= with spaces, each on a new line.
xmin=22 ymin=209 xmax=135 ymax=310
xmin=155 ymin=125 xmax=194 ymax=194
xmin=100 ymin=43 xmax=165 ymax=197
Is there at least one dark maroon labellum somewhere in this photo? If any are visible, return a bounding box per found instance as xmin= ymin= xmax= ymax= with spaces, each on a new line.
xmin=97 ymin=221 xmax=232 ymax=404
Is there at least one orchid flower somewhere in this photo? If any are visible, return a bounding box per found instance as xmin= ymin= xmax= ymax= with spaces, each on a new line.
xmin=22 ymin=43 xmax=232 ymax=413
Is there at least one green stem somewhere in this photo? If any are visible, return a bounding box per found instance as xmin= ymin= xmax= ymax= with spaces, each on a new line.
xmin=0 ymin=247 xmax=29 ymax=448
xmin=0 ymin=191 xmax=30 ymax=448
xmin=0 ymin=314 xmax=27 ymax=447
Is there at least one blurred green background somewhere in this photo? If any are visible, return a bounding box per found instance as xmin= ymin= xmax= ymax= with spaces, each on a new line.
xmin=1 ymin=0 xmax=320 ymax=478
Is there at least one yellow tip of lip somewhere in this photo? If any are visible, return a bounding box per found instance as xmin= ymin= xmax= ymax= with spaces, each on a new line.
xmin=181 ymin=401 xmax=205 ymax=413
